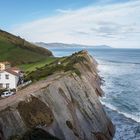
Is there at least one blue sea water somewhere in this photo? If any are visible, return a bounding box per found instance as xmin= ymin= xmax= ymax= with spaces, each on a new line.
xmin=48 ymin=47 xmax=140 ymax=140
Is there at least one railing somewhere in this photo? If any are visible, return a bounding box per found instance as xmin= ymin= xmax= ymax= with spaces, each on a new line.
xmin=17 ymin=80 xmax=32 ymax=90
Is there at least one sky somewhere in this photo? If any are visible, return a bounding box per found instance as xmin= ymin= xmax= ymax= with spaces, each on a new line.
xmin=0 ymin=0 xmax=140 ymax=48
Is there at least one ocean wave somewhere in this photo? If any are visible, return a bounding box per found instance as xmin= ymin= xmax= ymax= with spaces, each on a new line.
xmin=97 ymin=58 xmax=140 ymax=65
xmin=101 ymin=101 xmax=140 ymax=123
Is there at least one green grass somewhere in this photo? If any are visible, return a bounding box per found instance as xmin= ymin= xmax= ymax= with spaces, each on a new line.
xmin=20 ymin=57 xmax=57 ymax=73
xmin=0 ymin=29 xmax=53 ymax=66
xmin=25 ymin=52 xmax=87 ymax=81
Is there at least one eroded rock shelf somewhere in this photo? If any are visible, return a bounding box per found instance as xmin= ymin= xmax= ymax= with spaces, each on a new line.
xmin=0 ymin=51 xmax=115 ymax=140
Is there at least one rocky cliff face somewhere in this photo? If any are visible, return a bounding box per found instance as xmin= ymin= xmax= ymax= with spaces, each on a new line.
xmin=0 ymin=51 xmax=115 ymax=140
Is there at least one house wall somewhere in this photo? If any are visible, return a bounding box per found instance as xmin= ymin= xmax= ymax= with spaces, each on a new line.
xmin=0 ymin=71 xmax=19 ymax=89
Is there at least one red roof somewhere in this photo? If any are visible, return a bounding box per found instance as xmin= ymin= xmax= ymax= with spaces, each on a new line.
xmin=9 ymin=67 xmax=21 ymax=71
xmin=5 ymin=68 xmax=20 ymax=76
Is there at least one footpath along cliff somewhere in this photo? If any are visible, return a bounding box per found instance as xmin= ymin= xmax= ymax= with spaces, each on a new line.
xmin=0 ymin=50 xmax=115 ymax=140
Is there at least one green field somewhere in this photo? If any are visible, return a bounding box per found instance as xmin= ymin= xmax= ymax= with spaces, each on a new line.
xmin=20 ymin=57 xmax=57 ymax=73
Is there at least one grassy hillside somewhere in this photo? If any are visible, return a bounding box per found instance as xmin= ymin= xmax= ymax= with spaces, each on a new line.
xmin=0 ymin=30 xmax=53 ymax=66
xmin=20 ymin=57 xmax=57 ymax=73
xmin=25 ymin=51 xmax=87 ymax=81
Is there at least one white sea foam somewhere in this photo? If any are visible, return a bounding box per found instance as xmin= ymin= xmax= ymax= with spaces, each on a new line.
xmin=101 ymin=101 xmax=140 ymax=123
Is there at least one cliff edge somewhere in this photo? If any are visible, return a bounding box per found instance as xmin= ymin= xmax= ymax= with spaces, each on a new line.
xmin=0 ymin=50 xmax=115 ymax=140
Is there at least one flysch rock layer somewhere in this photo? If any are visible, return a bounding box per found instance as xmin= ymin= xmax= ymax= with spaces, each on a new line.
xmin=0 ymin=50 xmax=115 ymax=140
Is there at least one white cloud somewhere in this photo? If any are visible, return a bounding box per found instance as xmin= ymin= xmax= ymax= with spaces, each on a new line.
xmin=11 ymin=0 xmax=140 ymax=48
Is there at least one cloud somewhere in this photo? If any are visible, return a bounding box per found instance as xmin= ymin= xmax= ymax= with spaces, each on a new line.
xmin=56 ymin=9 xmax=73 ymax=14
xmin=11 ymin=0 xmax=140 ymax=48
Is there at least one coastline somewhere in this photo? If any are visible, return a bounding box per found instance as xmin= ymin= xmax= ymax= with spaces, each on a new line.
xmin=104 ymin=106 xmax=140 ymax=140
xmin=47 ymin=47 xmax=140 ymax=140
xmin=101 ymin=100 xmax=140 ymax=123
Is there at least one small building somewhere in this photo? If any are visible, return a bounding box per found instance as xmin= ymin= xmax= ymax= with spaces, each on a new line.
xmin=0 ymin=69 xmax=20 ymax=89
xmin=58 ymin=61 xmax=61 ymax=65
xmin=0 ymin=62 xmax=23 ymax=89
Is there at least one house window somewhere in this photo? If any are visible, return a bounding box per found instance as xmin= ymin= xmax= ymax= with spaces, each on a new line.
xmin=5 ymin=74 xmax=9 ymax=79
xmin=0 ymin=83 xmax=3 ymax=88
xmin=6 ymin=83 xmax=10 ymax=89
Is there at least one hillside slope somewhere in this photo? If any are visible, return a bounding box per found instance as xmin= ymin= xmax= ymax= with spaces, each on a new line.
xmin=0 ymin=30 xmax=53 ymax=65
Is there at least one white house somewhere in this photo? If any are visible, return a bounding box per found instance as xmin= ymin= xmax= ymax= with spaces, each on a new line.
xmin=0 ymin=62 xmax=23 ymax=89
xmin=0 ymin=70 xmax=20 ymax=89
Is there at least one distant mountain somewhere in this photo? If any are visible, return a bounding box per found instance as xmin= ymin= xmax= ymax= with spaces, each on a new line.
xmin=36 ymin=42 xmax=112 ymax=49
xmin=0 ymin=30 xmax=53 ymax=65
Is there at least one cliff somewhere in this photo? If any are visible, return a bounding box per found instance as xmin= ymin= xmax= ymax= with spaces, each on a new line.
xmin=0 ymin=51 xmax=115 ymax=140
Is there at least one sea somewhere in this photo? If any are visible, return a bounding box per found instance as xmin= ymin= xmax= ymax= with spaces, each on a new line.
xmin=48 ymin=47 xmax=140 ymax=140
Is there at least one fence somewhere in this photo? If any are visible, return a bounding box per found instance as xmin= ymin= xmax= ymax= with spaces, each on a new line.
xmin=17 ymin=80 xmax=32 ymax=91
